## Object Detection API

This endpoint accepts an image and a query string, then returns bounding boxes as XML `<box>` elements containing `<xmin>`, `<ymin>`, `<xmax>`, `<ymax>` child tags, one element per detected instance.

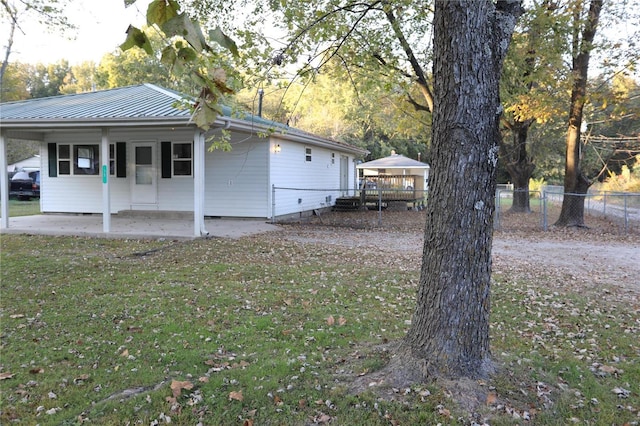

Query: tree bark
<box><xmin>555</xmin><ymin>0</ymin><xmax>603</xmax><ymax>227</ymax></box>
<box><xmin>394</xmin><ymin>0</ymin><xmax>522</xmax><ymax>380</ymax></box>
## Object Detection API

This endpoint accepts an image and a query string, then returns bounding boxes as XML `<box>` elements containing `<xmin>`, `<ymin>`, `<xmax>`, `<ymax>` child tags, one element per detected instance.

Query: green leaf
<box><xmin>207</xmin><ymin>129</ymin><xmax>233</xmax><ymax>152</ymax></box>
<box><xmin>177</xmin><ymin>46</ymin><xmax>197</xmax><ymax>62</ymax></box>
<box><xmin>120</xmin><ymin>26</ymin><xmax>153</xmax><ymax>55</ymax></box>
<box><xmin>146</xmin><ymin>0</ymin><xmax>180</xmax><ymax>27</ymax></box>
<box><xmin>209</xmin><ymin>26</ymin><xmax>239</xmax><ymax>58</ymax></box>
<box><xmin>194</xmin><ymin>101</ymin><xmax>222</xmax><ymax>131</ymax></box>
<box><xmin>162</xmin><ymin>13</ymin><xmax>208</xmax><ymax>53</ymax></box>
<box><xmin>160</xmin><ymin>45</ymin><xmax>177</xmax><ymax>66</ymax></box>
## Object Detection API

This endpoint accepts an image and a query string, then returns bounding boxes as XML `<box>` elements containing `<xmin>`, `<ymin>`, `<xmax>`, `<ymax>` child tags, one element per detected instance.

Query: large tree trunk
<box><xmin>504</xmin><ymin>120</ymin><xmax>536</xmax><ymax>213</ymax></box>
<box><xmin>555</xmin><ymin>0</ymin><xmax>603</xmax><ymax>227</ymax></box>
<box><xmin>555</xmin><ymin>125</ymin><xmax>592</xmax><ymax>226</ymax></box>
<box><xmin>393</xmin><ymin>0</ymin><xmax>521</xmax><ymax>380</ymax></box>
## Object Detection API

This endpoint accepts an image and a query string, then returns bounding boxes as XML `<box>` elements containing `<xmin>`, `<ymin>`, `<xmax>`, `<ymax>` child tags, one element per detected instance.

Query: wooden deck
<box><xmin>335</xmin><ymin>174</ymin><xmax>427</xmax><ymax>211</ymax></box>
<box><xmin>334</xmin><ymin>190</ymin><xmax>426</xmax><ymax>211</ymax></box>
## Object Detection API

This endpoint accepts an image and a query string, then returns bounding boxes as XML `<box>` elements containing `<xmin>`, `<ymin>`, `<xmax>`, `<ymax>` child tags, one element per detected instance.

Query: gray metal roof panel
<box><xmin>1</xmin><ymin>84</ymin><xmax>368</xmax><ymax>156</ymax></box>
<box><xmin>0</xmin><ymin>84</ymin><xmax>192</xmax><ymax>121</ymax></box>
<box><xmin>357</xmin><ymin>154</ymin><xmax>429</xmax><ymax>169</ymax></box>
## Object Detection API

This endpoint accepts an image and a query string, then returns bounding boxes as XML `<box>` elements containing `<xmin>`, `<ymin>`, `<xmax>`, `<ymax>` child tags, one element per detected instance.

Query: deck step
<box><xmin>333</xmin><ymin>197</ymin><xmax>361</xmax><ymax>211</ymax></box>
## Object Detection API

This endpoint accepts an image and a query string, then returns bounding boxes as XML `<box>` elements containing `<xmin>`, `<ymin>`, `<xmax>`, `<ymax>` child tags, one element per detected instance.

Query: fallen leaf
<box><xmin>229</xmin><ymin>390</ymin><xmax>244</xmax><ymax>401</ymax></box>
<box><xmin>486</xmin><ymin>392</ymin><xmax>498</xmax><ymax>405</ymax></box>
<box><xmin>9</xmin><ymin>314</ymin><xmax>25</xmax><ymax>319</ymax></box>
<box><xmin>338</xmin><ymin>316</ymin><xmax>347</xmax><ymax>326</ymax></box>
<box><xmin>326</xmin><ymin>315</ymin><xmax>335</xmax><ymax>326</ymax></box>
<box><xmin>243</xmin><ymin>419</ymin><xmax>254</xmax><ymax>426</ymax></box>
<box><xmin>599</xmin><ymin>365</ymin><xmax>622</xmax><ymax>375</ymax></box>
<box><xmin>29</xmin><ymin>368</ymin><xmax>44</xmax><ymax>374</ymax></box>
<box><xmin>170</xmin><ymin>380</ymin><xmax>194</xmax><ymax>398</ymax></box>
<box><xmin>74</xmin><ymin>374</ymin><xmax>90</xmax><ymax>384</ymax></box>
<box><xmin>120</xmin><ymin>349</ymin><xmax>129</xmax><ymax>357</ymax></box>
<box><xmin>612</xmin><ymin>387</ymin><xmax>630</xmax><ymax>398</ymax></box>
<box><xmin>313</xmin><ymin>413</ymin><xmax>331</xmax><ymax>424</ymax></box>
<box><xmin>0</xmin><ymin>372</ymin><xmax>15</xmax><ymax>380</ymax></box>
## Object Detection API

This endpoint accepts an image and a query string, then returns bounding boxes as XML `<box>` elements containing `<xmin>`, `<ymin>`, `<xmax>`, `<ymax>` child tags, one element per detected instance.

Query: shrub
<box><xmin>529</xmin><ymin>177</ymin><xmax>546</xmax><ymax>198</ymax></box>
<box><xmin>601</xmin><ymin>155</ymin><xmax>640</xmax><ymax>193</ymax></box>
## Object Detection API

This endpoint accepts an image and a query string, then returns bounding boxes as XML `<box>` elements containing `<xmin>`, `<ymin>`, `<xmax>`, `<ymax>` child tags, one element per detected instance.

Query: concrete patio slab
<box><xmin>0</xmin><ymin>214</ymin><xmax>280</xmax><ymax>240</ymax></box>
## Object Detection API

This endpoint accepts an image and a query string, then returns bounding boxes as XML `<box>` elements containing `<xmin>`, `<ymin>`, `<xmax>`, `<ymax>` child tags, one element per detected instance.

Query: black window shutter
<box><xmin>116</xmin><ymin>142</ymin><xmax>127</xmax><ymax>178</ymax></box>
<box><xmin>48</xmin><ymin>143</ymin><xmax>57</xmax><ymax>177</ymax></box>
<box><xmin>161</xmin><ymin>141</ymin><xmax>172</xmax><ymax>178</ymax></box>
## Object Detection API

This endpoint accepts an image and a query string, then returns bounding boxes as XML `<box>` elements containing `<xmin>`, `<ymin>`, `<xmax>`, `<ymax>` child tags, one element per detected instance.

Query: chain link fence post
<box><xmin>542</xmin><ymin>191</ymin><xmax>548</xmax><ymax>231</ymax></box>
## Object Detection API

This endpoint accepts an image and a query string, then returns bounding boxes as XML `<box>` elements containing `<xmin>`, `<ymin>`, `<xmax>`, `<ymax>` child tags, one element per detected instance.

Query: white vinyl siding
<box><xmin>204</xmin><ymin>134</ymin><xmax>269</xmax><ymax>218</ymax></box>
<box><xmin>270</xmin><ymin>138</ymin><xmax>351</xmax><ymax>217</ymax></box>
<box><xmin>38</xmin><ymin>128</ymin><xmax>360</xmax><ymax>219</ymax></box>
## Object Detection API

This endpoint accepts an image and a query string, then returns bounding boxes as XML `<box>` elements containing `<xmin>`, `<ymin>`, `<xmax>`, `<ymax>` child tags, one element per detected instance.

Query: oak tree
<box><xmin>392</xmin><ymin>0</ymin><xmax>522</xmax><ymax>380</ymax></box>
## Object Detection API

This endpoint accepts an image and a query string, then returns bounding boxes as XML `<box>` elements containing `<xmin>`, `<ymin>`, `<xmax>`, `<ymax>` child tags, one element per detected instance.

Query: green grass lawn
<box><xmin>1</xmin><ymin>198</ymin><xmax>41</xmax><ymax>217</ymax></box>
<box><xmin>1</xmin><ymin>233</ymin><xmax>638</xmax><ymax>425</ymax></box>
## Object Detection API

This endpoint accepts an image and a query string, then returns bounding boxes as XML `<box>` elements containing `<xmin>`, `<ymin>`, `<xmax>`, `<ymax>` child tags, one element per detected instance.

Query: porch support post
<box><xmin>0</xmin><ymin>130</ymin><xmax>8</xmax><ymax>229</ymax></box>
<box><xmin>193</xmin><ymin>130</ymin><xmax>207</xmax><ymax>237</ymax></box>
<box><xmin>100</xmin><ymin>128</ymin><xmax>111</xmax><ymax>233</ymax></box>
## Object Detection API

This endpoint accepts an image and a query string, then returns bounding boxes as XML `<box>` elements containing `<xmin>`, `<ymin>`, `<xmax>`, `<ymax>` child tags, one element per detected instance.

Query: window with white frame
<box><xmin>109</xmin><ymin>144</ymin><xmax>115</xmax><ymax>175</ymax></box>
<box><xmin>57</xmin><ymin>144</ymin><xmax>100</xmax><ymax>175</ymax></box>
<box><xmin>305</xmin><ymin>147</ymin><xmax>312</xmax><ymax>162</ymax></box>
<box><xmin>172</xmin><ymin>142</ymin><xmax>192</xmax><ymax>176</ymax></box>
<box><xmin>58</xmin><ymin>144</ymin><xmax>71</xmax><ymax>175</ymax></box>
<box><xmin>74</xmin><ymin>145</ymin><xmax>99</xmax><ymax>175</ymax></box>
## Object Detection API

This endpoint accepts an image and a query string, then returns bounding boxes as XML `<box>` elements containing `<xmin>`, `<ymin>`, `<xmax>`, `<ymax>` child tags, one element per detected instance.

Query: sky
<box><xmin>6</xmin><ymin>0</ymin><xmax>153</xmax><ymax>65</ymax></box>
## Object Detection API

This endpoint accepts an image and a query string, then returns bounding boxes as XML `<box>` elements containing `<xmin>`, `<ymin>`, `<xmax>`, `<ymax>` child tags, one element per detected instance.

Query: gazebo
<box><xmin>335</xmin><ymin>151</ymin><xmax>430</xmax><ymax>210</ymax></box>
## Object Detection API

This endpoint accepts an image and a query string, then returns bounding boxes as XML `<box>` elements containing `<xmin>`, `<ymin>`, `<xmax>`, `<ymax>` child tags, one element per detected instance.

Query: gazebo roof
<box><xmin>357</xmin><ymin>153</ymin><xmax>429</xmax><ymax>169</ymax></box>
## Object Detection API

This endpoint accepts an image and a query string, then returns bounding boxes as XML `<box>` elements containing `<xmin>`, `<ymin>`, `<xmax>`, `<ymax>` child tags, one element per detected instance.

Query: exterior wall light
<box><xmin>274</xmin><ymin>144</ymin><xmax>281</xmax><ymax>153</ymax></box>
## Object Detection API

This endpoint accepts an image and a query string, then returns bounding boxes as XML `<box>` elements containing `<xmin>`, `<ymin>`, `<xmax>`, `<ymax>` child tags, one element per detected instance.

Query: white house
<box><xmin>0</xmin><ymin>84</ymin><xmax>367</xmax><ymax>236</ymax></box>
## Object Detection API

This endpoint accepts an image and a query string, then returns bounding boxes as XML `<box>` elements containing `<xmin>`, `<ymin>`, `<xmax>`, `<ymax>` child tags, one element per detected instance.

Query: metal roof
<box><xmin>357</xmin><ymin>153</ymin><xmax>429</xmax><ymax>169</ymax></box>
<box><xmin>0</xmin><ymin>84</ymin><xmax>368</xmax><ymax>156</ymax></box>
<box><xmin>0</xmin><ymin>84</ymin><xmax>191</xmax><ymax>121</ymax></box>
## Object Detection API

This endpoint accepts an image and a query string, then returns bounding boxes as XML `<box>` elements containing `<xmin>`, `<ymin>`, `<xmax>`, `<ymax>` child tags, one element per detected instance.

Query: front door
<box><xmin>131</xmin><ymin>142</ymin><xmax>157</xmax><ymax>206</ymax></box>
<box><xmin>340</xmin><ymin>155</ymin><xmax>349</xmax><ymax>196</ymax></box>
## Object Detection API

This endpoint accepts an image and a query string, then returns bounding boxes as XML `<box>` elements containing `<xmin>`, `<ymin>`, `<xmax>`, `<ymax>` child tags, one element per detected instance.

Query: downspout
<box><xmin>353</xmin><ymin>158</ymin><xmax>358</xmax><ymax>197</ymax></box>
<box><xmin>0</xmin><ymin>131</ymin><xmax>8</xmax><ymax>229</ymax></box>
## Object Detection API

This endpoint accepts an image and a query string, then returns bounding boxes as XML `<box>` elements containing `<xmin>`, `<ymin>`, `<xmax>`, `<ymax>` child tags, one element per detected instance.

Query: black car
<box><xmin>9</xmin><ymin>170</ymin><xmax>40</xmax><ymax>200</ymax></box>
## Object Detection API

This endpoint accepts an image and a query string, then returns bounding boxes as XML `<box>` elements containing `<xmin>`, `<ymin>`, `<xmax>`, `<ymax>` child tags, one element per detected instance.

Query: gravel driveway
<box><xmin>275</xmin><ymin>211</ymin><xmax>640</xmax><ymax>295</ymax></box>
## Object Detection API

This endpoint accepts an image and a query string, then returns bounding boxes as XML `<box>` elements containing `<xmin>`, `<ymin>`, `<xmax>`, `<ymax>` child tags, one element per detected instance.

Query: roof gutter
<box><xmin>0</xmin><ymin>117</ymin><xmax>194</xmax><ymax>129</ymax></box>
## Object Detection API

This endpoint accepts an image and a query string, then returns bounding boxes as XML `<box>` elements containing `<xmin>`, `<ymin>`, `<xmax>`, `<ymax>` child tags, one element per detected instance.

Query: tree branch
<box><xmin>382</xmin><ymin>0</ymin><xmax>434</xmax><ymax>112</ymax></box>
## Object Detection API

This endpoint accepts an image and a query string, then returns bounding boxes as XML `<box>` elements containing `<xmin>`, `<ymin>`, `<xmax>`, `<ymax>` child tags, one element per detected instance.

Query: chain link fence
<box><xmin>273</xmin><ymin>185</ymin><xmax>639</xmax><ymax>235</ymax></box>
<box><xmin>495</xmin><ymin>187</ymin><xmax>640</xmax><ymax>234</ymax></box>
